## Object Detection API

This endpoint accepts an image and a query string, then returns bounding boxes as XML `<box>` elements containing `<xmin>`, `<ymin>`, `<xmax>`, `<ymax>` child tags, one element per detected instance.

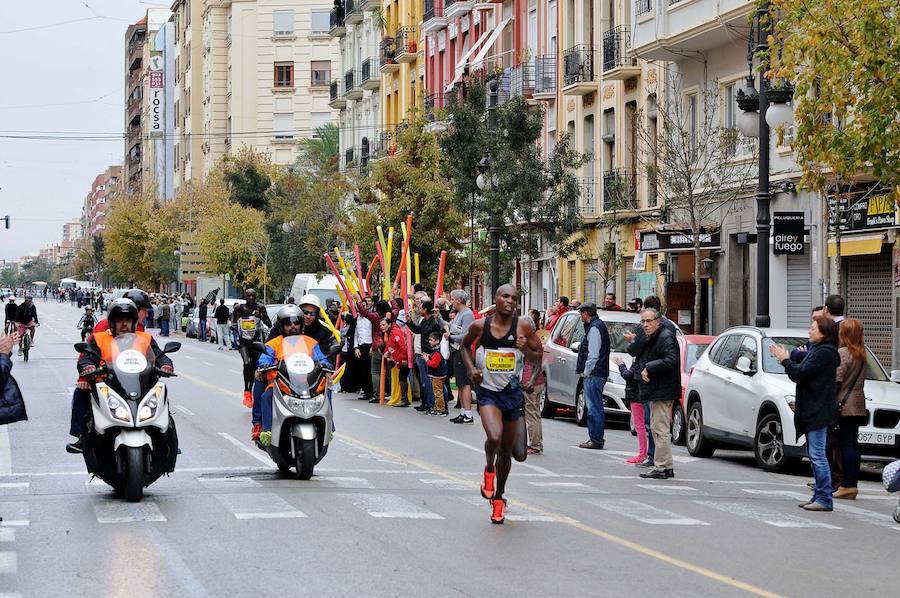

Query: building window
<box><xmin>273</xmin><ymin>10</ymin><xmax>294</xmax><ymax>36</ymax></box>
<box><xmin>311</xmin><ymin>112</ymin><xmax>332</xmax><ymax>134</ymax></box>
<box><xmin>273</xmin><ymin>113</ymin><xmax>293</xmax><ymax>139</ymax></box>
<box><xmin>310</xmin><ymin>9</ymin><xmax>329</xmax><ymax>34</ymax></box>
<box><xmin>311</xmin><ymin>60</ymin><xmax>331</xmax><ymax>87</ymax></box>
<box><xmin>687</xmin><ymin>92</ymin><xmax>698</xmax><ymax>162</ymax></box>
<box><xmin>274</xmin><ymin>62</ymin><xmax>294</xmax><ymax>87</ymax></box>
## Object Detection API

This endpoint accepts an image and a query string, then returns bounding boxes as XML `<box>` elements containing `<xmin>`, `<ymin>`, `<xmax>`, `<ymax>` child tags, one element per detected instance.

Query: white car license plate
<box><xmin>858</xmin><ymin>431</ymin><xmax>895</xmax><ymax>445</ymax></box>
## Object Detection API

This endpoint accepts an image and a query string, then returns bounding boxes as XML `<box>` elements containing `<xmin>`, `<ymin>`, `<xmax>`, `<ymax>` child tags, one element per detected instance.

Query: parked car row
<box><xmin>540</xmin><ymin>314</ymin><xmax>900</xmax><ymax>473</ymax></box>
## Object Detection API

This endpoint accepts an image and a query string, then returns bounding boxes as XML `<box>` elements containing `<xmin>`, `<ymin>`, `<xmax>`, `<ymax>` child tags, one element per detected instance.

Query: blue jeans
<box><xmin>584</xmin><ymin>376</ymin><xmax>607</xmax><ymax>446</ymax></box>
<box><xmin>644</xmin><ymin>400</ymin><xmax>655</xmax><ymax>458</ymax></box>
<box><xmin>250</xmin><ymin>379</ymin><xmax>266</xmax><ymax>426</ymax></box>
<box><xmin>160</xmin><ymin>318</ymin><xmax>170</xmax><ymax>336</ymax></box>
<box><xmin>807</xmin><ymin>427</ymin><xmax>833</xmax><ymax>508</ymax></box>
<box><xmin>415</xmin><ymin>355</ymin><xmax>434</xmax><ymax>409</ymax></box>
<box><xmin>198</xmin><ymin>318</ymin><xmax>207</xmax><ymax>341</ymax></box>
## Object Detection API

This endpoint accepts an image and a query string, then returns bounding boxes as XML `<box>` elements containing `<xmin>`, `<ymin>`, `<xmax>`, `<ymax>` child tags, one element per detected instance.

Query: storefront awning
<box><xmin>445</xmin><ymin>15</ymin><xmax>511</xmax><ymax>92</ymax></box>
<box><xmin>827</xmin><ymin>233</ymin><xmax>885</xmax><ymax>257</ymax></box>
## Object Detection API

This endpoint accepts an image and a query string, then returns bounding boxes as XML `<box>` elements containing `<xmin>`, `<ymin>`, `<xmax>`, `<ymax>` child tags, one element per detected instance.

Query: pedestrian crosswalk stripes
<box><xmin>216</xmin><ymin>492</ymin><xmax>307</xmax><ymax>520</ymax></box>
<box><xmin>0</xmin><ymin>502</ymin><xmax>28</xmax><ymax>527</ymax></box>
<box><xmin>584</xmin><ymin>498</ymin><xmax>711</xmax><ymax>526</ymax></box>
<box><xmin>0</xmin><ymin>483</ymin><xmax>28</xmax><ymax>496</ymax></box>
<box><xmin>527</xmin><ymin>481</ymin><xmax>606</xmax><ymax>493</ymax></box>
<box><xmin>636</xmin><ymin>484</ymin><xmax>703</xmax><ymax>496</ymax></box>
<box><xmin>0</xmin><ymin>552</ymin><xmax>17</xmax><ymax>575</ymax></box>
<box><xmin>0</xmin><ymin>529</ymin><xmax>13</xmax><ymax>542</ymax></box>
<box><xmin>339</xmin><ymin>492</ymin><xmax>444</xmax><ymax>519</ymax></box>
<box><xmin>93</xmin><ymin>500</ymin><xmax>167</xmax><ymax>524</ymax></box>
<box><xmin>742</xmin><ymin>489</ymin><xmax>900</xmax><ymax>529</ymax></box>
<box><xmin>694</xmin><ymin>500</ymin><xmax>842</xmax><ymax>529</ymax></box>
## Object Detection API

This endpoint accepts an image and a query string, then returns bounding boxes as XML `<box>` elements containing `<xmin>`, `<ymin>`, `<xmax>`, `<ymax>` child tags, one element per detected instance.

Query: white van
<box><xmin>289</xmin><ymin>273</ymin><xmax>342</xmax><ymax>308</ymax></box>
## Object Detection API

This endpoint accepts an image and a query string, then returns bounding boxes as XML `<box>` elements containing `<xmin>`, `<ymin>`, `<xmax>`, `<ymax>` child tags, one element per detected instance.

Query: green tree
<box><xmin>197</xmin><ymin>200</ymin><xmax>271</xmax><ymax>296</ymax></box>
<box><xmin>20</xmin><ymin>257</ymin><xmax>52</xmax><ymax>286</ymax></box>
<box><xmin>221</xmin><ymin>148</ymin><xmax>275</xmax><ymax>212</ymax></box>
<box><xmin>295</xmin><ymin>122</ymin><xmax>340</xmax><ymax>177</ymax></box>
<box><xmin>768</xmin><ymin>0</ymin><xmax>900</xmax><ymax>191</ymax></box>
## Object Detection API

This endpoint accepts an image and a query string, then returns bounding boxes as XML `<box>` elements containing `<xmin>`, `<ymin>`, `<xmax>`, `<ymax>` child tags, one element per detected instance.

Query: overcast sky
<box><xmin>0</xmin><ymin>0</ymin><xmax>161</xmax><ymax>262</ymax></box>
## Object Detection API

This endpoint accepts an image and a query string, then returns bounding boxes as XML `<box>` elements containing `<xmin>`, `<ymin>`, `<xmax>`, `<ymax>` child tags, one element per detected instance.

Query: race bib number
<box><xmin>286</xmin><ymin>353</ymin><xmax>315</xmax><ymax>375</ymax></box>
<box><xmin>484</xmin><ymin>349</ymin><xmax>516</xmax><ymax>373</ymax></box>
<box><xmin>239</xmin><ymin>318</ymin><xmax>258</xmax><ymax>332</ymax></box>
<box><xmin>115</xmin><ymin>349</ymin><xmax>148</xmax><ymax>374</ymax></box>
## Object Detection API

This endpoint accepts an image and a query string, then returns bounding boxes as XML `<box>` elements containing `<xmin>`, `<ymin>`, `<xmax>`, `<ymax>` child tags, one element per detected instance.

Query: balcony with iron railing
<box><xmin>635</xmin><ymin>0</ymin><xmax>653</xmax><ymax>16</ymax></box>
<box><xmin>329</xmin><ymin>80</ymin><xmax>347</xmax><ymax>108</ymax></box>
<box><xmin>361</xmin><ymin>58</ymin><xmax>381</xmax><ymax>90</ymax></box>
<box><xmin>345</xmin><ymin>0</ymin><xmax>362</xmax><ymax>24</ymax></box>
<box><xmin>444</xmin><ymin>0</ymin><xmax>473</xmax><ymax>19</ymax></box>
<box><xmin>380</xmin><ymin>37</ymin><xmax>399</xmax><ymax>73</ymax></box>
<box><xmin>577</xmin><ymin>178</ymin><xmax>600</xmax><ymax>218</ymax></box>
<box><xmin>533</xmin><ymin>55</ymin><xmax>557</xmax><ymax>98</ymax></box>
<box><xmin>329</xmin><ymin>6</ymin><xmax>346</xmax><ymax>37</ymax></box>
<box><xmin>603</xmin><ymin>169</ymin><xmax>638</xmax><ymax>211</ymax></box>
<box><xmin>510</xmin><ymin>62</ymin><xmax>535</xmax><ymax>98</ymax></box>
<box><xmin>562</xmin><ymin>45</ymin><xmax>596</xmax><ymax>95</ymax></box>
<box><xmin>424</xmin><ymin>93</ymin><xmax>446</xmax><ymax>122</ymax></box>
<box><xmin>127</xmin><ymin>97</ymin><xmax>142</xmax><ymax>124</ymax></box>
<box><xmin>344</xmin><ymin>69</ymin><xmax>362</xmax><ymax>100</ymax></box>
<box><xmin>423</xmin><ymin>0</ymin><xmax>448</xmax><ymax>33</ymax></box>
<box><xmin>395</xmin><ymin>27</ymin><xmax>418</xmax><ymax>63</ymax></box>
<box><xmin>127</xmin><ymin>40</ymin><xmax>144</xmax><ymax>72</ymax></box>
<box><xmin>361</xmin><ymin>0</ymin><xmax>379</xmax><ymax>10</ymax></box>
<box><xmin>603</xmin><ymin>26</ymin><xmax>640</xmax><ymax>80</ymax></box>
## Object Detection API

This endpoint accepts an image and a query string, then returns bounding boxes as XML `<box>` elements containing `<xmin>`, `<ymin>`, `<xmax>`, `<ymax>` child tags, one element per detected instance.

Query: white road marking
<box><xmin>0</xmin><ymin>529</ymin><xmax>13</xmax><ymax>542</ymax></box>
<box><xmin>217</xmin><ymin>492</ymin><xmax>307</xmax><ymax>519</ymax></box>
<box><xmin>527</xmin><ymin>481</ymin><xmax>605</xmax><ymax>493</ymax></box>
<box><xmin>0</xmin><ymin>502</ymin><xmax>28</xmax><ymax>527</ymax></box>
<box><xmin>458</xmin><ymin>495</ymin><xmax>577</xmax><ymax>522</ymax></box>
<box><xmin>602</xmin><ymin>449</ymin><xmax>700</xmax><ymax>464</ymax></box>
<box><xmin>694</xmin><ymin>500</ymin><xmax>841</xmax><ymax>529</ymax></box>
<box><xmin>742</xmin><ymin>489</ymin><xmax>900</xmax><ymax>530</ymax></box>
<box><xmin>0</xmin><ymin>483</ymin><xmax>28</xmax><ymax>495</ymax></box>
<box><xmin>307</xmin><ymin>476</ymin><xmax>374</xmax><ymax>489</ymax></box>
<box><xmin>218</xmin><ymin>432</ymin><xmax>272</xmax><ymax>466</ymax></box>
<box><xmin>0</xmin><ymin>552</ymin><xmax>17</xmax><ymax>575</ymax></box>
<box><xmin>0</xmin><ymin>426</ymin><xmax>11</xmax><ymax>476</ymax></box>
<box><xmin>182</xmin><ymin>355</ymin><xmax>195</xmax><ymax>360</ymax></box>
<box><xmin>228</xmin><ymin>369</ymin><xmax>241</xmax><ymax>375</ymax></box>
<box><xmin>341</xmin><ymin>493</ymin><xmax>444</xmax><ymax>519</ymax></box>
<box><xmin>637</xmin><ymin>484</ymin><xmax>703</xmax><ymax>496</ymax></box>
<box><xmin>351</xmin><ymin>408</ymin><xmax>383</xmax><ymax>419</ymax></box>
<box><xmin>419</xmin><ymin>478</ymin><xmax>470</xmax><ymax>490</ymax></box>
<box><xmin>202</xmin><ymin>361</ymin><xmax>214</xmax><ymax>366</ymax></box>
<box><xmin>0</xmin><ymin>592</ymin><xmax>24</xmax><ymax>598</ymax></box>
<box><xmin>585</xmin><ymin>498</ymin><xmax>710</xmax><ymax>526</ymax></box>
<box><xmin>93</xmin><ymin>501</ymin><xmax>167</xmax><ymax>524</ymax></box>
<box><xmin>197</xmin><ymin>476</ymin><xmax>261</xmax><ymax>488</ymax></box>
<box><xmin>173</xmin><ymin>405</ymin><xmax>195</xmax><ymax>416</ymax></box>
<box><xmin>434</xmin><ymin>435</ymin><xmax>559</xmax><ymax>477</ymax></box>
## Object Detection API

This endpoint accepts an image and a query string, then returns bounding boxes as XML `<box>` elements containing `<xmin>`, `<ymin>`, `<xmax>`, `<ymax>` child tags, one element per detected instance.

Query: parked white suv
<box><xmin>685</xmin><ymin>326</ymin><xmax>900</xmax><ymax>472</ymax></box>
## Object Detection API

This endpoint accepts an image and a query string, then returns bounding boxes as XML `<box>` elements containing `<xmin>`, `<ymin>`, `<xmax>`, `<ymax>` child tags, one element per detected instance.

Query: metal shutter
<box><xmin>786</xmin><ymin>253</ymin><xmax>812</xmax><ymax>327</ymax></box>
<box><xmin>846</xmin><ymin>249</ymin><xmax>893</xmax><ymax>366</ymax></box>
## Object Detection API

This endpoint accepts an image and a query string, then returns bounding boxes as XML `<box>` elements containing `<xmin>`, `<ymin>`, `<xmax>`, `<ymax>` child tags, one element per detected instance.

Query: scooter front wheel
<box><xmin>295</xmin><ymin>438</ymin><xmax>315</xmax><ymax>480</ymax></box>
<box><xmin>124</xmin><ymin>446</ymin><xmax>145</xmax><ymax>502</ymax></box>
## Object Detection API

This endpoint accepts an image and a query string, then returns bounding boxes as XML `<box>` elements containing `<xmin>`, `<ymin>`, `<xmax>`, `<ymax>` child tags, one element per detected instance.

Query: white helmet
<box><xmin>298</xmin><ymin>294</ymin><xmax>322</xmax><ymax>312</ymax></box>
<box><xmin>276</xmin><ymin>303</ymin><xmax>303</xmax><ymax>325</ymax></box>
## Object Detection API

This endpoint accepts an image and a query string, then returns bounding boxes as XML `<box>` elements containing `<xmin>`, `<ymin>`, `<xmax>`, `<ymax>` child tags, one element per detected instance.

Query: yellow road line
<box><xmin>176</xmin><ymin>371</ymin><xmax>783</xmax><ymax>598</ymax></box>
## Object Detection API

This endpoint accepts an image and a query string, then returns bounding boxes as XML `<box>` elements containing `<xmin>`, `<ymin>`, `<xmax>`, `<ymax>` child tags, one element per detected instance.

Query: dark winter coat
<box><xmin>0</xmin><ymin>354</ymin><xmax>27</xmax><ymax>425</ymax></box>
<box><xmin>636</xmin><ymin>326</ymin><xmax>681</xmax><ymax>402</ymax></box>
<box><xmin>781</xmin><ymin>341</ymin><xmax>840</xmax><ymax>438</ymax></box>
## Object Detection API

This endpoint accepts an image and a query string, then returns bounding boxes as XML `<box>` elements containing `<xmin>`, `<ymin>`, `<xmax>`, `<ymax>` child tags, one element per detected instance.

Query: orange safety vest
<box><xmin>93</xmin><ymin>330</ymin><xmax>153</xmax><ymax>366</ymax></box>
<box><xmin>264</xmin><ymin>334</ymin><xmax>321</xmax><ymax>392</ymax></box>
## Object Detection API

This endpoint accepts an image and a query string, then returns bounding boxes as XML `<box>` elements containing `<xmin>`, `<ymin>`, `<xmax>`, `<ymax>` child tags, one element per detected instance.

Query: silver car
<box><xmin>542</xmin><ymin>310</ymin><xmax>665</xmax><ymax>426</ymax></box>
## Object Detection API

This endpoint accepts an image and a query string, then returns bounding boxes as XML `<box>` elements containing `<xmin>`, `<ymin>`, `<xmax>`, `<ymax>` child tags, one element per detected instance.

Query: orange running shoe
<box><xmin>242</xmin><ymin>390</ymin><xmax>253</xmax><ymax>408</ymax></box>
<box><xmin>490</xmin><ymin>498</ymin><xmax>507</xmax><ymax>524</ymax></box>
<box><xmin>251</xmin><ymin>423</ymin><xmax>262</xmax><ymax>441</ymax></box>
<box><xmin>480</xmin><ymin>468</ymin><xmax>496</xmax><ymax>500</ymax></box>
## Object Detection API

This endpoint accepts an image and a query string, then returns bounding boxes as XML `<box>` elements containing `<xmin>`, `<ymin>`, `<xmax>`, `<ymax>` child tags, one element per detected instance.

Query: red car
<box><xmin>671</xmin><ymin>335</ymin><xmax>716</xmax><ymax>445</ymax></box>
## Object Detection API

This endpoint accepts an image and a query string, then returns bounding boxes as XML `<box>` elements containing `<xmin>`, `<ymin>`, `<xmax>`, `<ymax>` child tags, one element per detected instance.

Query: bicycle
<box><xmin>17</xmin><ymin>322</ymin><xmax>37</xmax><ymax>362</ymax></box>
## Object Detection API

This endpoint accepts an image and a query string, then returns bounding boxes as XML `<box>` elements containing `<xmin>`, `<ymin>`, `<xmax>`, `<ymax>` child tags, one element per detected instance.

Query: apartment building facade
<box><xmin>82</xmin><ymin>166</ymin><xmax>123</xmax><ymax>240</ymax></box>
<box><xmin>199</xmin><ymin>0</ymin><xmax>340</xmax><ymax>170</ymax></box>
<box><xmin>381</xmin><ymin>0</ymin><xmax>424</xmax><ymax>132</ymax></box>
<box><xmin>328</xmin><ymin>0</ymin><xmax>384</xmax><ymax>171</ymax></box>
<box><xmin>124</xmin><ymin>17</ymin><xmax>148</xmax><ymax>195</ymax></box>
<box><xmin>171</xmin><ymin>0</ymin><xmax>206</xmax><ymax>193</ymax></box>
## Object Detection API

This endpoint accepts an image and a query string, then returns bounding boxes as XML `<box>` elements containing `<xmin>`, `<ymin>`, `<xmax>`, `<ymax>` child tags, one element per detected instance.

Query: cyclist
<box><xmin>15</xmin><ymin>296</ymin><xmax>39</xmax><ymax>355</ymax></box>
<box><xmin>4</xmin><ymin>297</ymin><xmax>16</xmax><ymax>335</ymax></box>
<box><xmin>77</xmin><ymin>306</ymin><xmax>97</xmax><ymax>341</ymax></box>
<box><xmin>231</xmin><ymin>289</ymin><xmax>272</xmax><ymax>408</ymax></box>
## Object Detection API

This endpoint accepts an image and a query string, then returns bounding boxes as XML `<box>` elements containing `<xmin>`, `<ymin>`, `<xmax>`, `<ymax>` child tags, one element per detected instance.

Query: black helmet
<box><xmin>123</xmin><ymin>289</ymin><xmax>152</xmax><ymax>310</ymax></box>
<box><xmin>108</xmin><ymin>298</ymin><xmax>139</xmax><ymax>332</ymax></box>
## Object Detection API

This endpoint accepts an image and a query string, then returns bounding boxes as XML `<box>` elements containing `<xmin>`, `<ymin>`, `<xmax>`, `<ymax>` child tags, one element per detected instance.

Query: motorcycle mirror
<box><xmin>163</xmin><ymin>341</ymin><xmax>181</xmax><ymax>354</ymax></box>
<box><xmin>252</xmin><ymin>342</ymin><xmax>268</xmax><ymax>354</ymax></box>
<box><xmin>328</xmin><ymin>344</ymin><xmax>341</xmax><ymax>357</ymax></box>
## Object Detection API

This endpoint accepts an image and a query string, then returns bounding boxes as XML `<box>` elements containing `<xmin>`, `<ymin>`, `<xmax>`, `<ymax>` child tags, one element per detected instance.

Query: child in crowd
<box><xmin>613</xmin><ymin>354</ymin><xmax>649</xmax><ymax>464</ymax></box>
<box><xmin>425</xmin><ymin>330</ymin><xmax>449</xmax><ymax>416</ymax></box>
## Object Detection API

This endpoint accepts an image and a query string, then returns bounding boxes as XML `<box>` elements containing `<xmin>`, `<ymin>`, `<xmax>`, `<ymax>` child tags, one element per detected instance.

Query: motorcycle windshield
<box><xmin>107</xmin><ymin>333</ymin><xmax>155</xmax><ymax>399</ymax></box>
<box><xmin>280</xmin><ymin>335</ymin><xmax>323</xmax><ymax>396</ymax></box>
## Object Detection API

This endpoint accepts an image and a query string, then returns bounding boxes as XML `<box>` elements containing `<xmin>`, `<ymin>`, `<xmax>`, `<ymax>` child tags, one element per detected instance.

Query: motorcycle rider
<box><xmin>66</xmin><ymin>289</ymin><xmax>153</xmax><ymax>454</ymax></box>
<box><xmin>231</xmin><ymin>288</ymin><xmax>272</xmax><ymax>408</ymax></box>
<box><xmin>254</xmin><ymin>304</ymin><xmax>331</xmax><ymax>446</ymax></box>
<box><xmin>15</xmin><ymin>296</ymin><xmax>39</xmax><ymax>354</ymax></box>
<box><xmin>75</xmin><ymin>298</ymin><xmax>177</xmax><ymax>466</ymax></box>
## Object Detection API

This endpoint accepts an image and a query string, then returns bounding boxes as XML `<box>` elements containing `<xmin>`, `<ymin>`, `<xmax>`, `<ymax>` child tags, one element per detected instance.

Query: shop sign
<box><xmin>829</xmin><ymin>193</ymin><xmax>899</xmax><ymax>233</ymax></box>
<box><xmin>638</xmin><ymin>228</ymin><xmax>721</xmax><ymax>252</ymax></box>
<box><xmin>773</xmin><ymin>212</ymin><xmax>805</xmax><ymax>255</ymax></box>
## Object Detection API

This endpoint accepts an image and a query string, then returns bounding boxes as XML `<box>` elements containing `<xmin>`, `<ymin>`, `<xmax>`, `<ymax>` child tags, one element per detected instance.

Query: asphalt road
<box><xmin>2</xmin><ymin>301</ymin><xmax>898</xmax><ymax>598</ymax></box>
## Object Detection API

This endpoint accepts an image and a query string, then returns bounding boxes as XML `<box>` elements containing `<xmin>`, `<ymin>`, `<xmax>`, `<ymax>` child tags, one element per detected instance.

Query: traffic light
<box><xmin>2</xmin><ymin>216</ymin><xmax>8</xmax><ymax>229</ymax></box>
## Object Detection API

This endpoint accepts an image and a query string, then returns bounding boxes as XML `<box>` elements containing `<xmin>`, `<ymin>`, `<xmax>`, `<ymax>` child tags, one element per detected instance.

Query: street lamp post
<box><xmin>736</xmin><ymin>1</ymin><xmax>793</xmax><ymax>328</ymax></box>
<box><xmin>482</xmin><ymin>78</ymin><xmax>501</xmax><ymax>297</ymax></box>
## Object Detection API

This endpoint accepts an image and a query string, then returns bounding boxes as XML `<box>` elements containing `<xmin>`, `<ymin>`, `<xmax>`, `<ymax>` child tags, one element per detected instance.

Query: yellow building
<box><xmin>556</xmin><ymin>0</ymin><xmax>664</xmax><ymax>308</ymax></box>
<box><xmin>379</xmin><ymin>0</ymin><xmax>424</xmax><ymax>129</ymax></box>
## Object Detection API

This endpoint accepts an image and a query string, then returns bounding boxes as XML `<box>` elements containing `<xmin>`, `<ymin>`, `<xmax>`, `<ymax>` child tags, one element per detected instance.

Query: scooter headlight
<box><xmin>286</xmin><ymin>396</ymin><xmax>325</xmax><ymax>416</ymax></box>
<box><xmin>138</xmin><ymin>387</ymin><xmax>163</xmax><ymax>422</ymax></box>
<box><xmin>106</xmin><ymin>396</ymin><xmax>131</xmax><ymax>423</ymax></box>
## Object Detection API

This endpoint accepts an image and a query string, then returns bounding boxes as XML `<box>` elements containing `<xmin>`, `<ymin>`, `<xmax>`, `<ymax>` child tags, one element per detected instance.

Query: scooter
<box><xmin>74</xmin><ymin>334</ymin><xmax>181</xmax><ymax>502</ymax></box>
<box><xmin>253</xmin><ymin>337</ymin><xmax>343</xmax><ymax>480</ymax></box>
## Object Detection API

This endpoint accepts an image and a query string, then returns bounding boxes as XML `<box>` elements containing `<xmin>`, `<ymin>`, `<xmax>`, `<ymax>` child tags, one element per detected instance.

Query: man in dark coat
<box><xmin>0</xmin><ymin>332</ymin><xmax>26</xmax><ymax>426</ymax></box>
<box><xmin>634</xmin><ymin>308</ymin><xmax>681</xmax><ymax>480</ymax></box>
